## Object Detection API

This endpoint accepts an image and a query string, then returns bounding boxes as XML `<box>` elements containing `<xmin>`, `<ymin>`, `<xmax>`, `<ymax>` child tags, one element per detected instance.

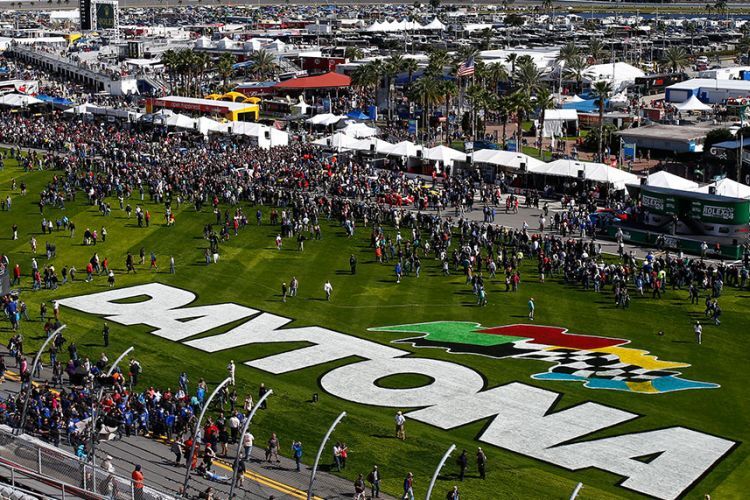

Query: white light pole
<box><xmin>17</xmin><ymin>325</ymin><xmax>67</xmax><ymax>435</ymax></box>
<box><xmin>425</xmin><ymin>443</ymin><xmax>455</xmax><ymax>500</ymax></box>
<box><xmin>570</xmin><ymin>482</ymin><xmax>584</xmax><ymax>500</ymax></box>
<box><xmin>90</xmin><ymin>346</ymin><xmax>134</xmax><ymax>476</ymax></box>
<box><xmin>182</xmin><ymin>377</ymin><xmax>233</xmax><ymax>496</ymax></box>
<box><xmin>228</xmin><ymin>389</ymin><xmax>273</xmax><ymax>499</ymax></box>
<box><xmin>307</xmin><ymin>411</ymin><xmax>346</xmax><ymax>500</ymax></box>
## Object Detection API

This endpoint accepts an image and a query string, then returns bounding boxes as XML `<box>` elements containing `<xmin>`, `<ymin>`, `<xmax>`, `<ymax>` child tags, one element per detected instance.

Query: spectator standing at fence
<box><xmin>402</xmin><ymin>472</ymin><xmax>414</xmax><ymax>500</ymax></box>
<box><xmin>235</xmin><ymin>459</ymin><xmax>246</xmax><ymax>487</ymax></box>
<box><xmin>242</xmin><ymin>430</ymin><xmax>254</xmax><ymax>460</ymax></box>
<box><xmin>291</xmin><ymin>440</ymin><xmax>303</xmax><ymax>472</ymax></box>
<box><xmin>367</xmin><ymin>465</ymin><xmax>381</xmax><ymax>498</ymax></box>
<box><xmin>131</xmin><ymin>465</ymin><xmax>144</xmax><ymax>500</ymax></box>
<box><xmin>354</xmin><ymin>474</ymin><xmax>366</xmax><ymax>500</ymax></box>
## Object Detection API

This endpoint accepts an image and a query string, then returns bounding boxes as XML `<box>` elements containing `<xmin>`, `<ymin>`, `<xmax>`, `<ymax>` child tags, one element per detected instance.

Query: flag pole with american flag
<box><xmin>457</xmin><ymin>56</ymin><xmax>476</xmax><ymax>139</ymax></box>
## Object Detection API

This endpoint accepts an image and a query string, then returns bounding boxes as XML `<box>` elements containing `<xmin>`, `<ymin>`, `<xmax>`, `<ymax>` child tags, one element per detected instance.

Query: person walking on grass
<box><xmin>395</xmin><ymin>411</ymin><xmax>406</xmax><ymax>440</ymax></box>
<box><xmin>367</xmin><ymin>465</ymin><xmax>381</xmax><ymax>498</ymax></box>
<box><xmin>281</xmin><ymin>282</ymin><xmax>288</xmax><ymax>303</ymax></box>
<box><xmin>354</xmin><ymin>474</ymin><xmax>366</xmax><ymax>500</ymax></box>
<box><xmin>528</xmin><ymin>297</ymin><xmax>535</xmax><ymax>321</ymax></box>
<box><xmin>324</xmin><ymin>280</ymin><xmax>333</xmax><ymax>301</ymax></box>
<box><xmin>694</xmin><ymin>321</ymin><xmax>703</xmax><ymax>344</ymax></box>
<box><xmin>402</xmin><ymin>472</ymin><xmax>414</xmax><ymax>500</ymax></box>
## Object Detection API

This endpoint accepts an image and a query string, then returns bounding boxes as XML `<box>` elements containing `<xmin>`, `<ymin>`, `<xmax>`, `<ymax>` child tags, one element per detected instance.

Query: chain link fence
<box><xmin>0</xmin><ymin>425</ymin><xmax>175</xmax><ymax>500</ymax></box>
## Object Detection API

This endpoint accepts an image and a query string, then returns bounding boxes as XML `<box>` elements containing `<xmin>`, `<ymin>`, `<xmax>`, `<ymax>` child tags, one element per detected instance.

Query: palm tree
<box><xmin>662</xmin><ymin>46</ymin><xmax>689</xmax><ymax>73</ymax></box>
<box><xmin>251</xmin><ymin>49</ymin><xmax>278</xmax><ymax>80</ymax></box>
<box><xmin>344</xmin><ymin>47</ymin><xmax>364</xmax><ymax>61</ymax></box>
<box><xmin>514</xmin><ymin>59</ymin><xmax>544</xmax><ymax>95</ymax></box>
<box><xmin>484</xmin><ymin>62</ymin><xmax>509</xmax><ymax>93</ymax></box>
<box><xmin>542</xmin><ymin>0</ymin><xmax>553</xmax><ymax>15</ymax></box>
<box><xmin>409</xmin><ymin>77</ymin><xmax>442</xmax><ymax>141</ymax></box>
<box><xmin>505</xmin><ymin>53</ymin><xmax>518</xmax><ymax>89</ymax></box>
<box><xmin>556</xmin><ymin>41</ymin><xmax>579</xmax><ymax>65</ymax></box>
<box><xmin>563</xmin><ymin>54</ymin><xmax>589</xmax><ymax>94</ymax></box>
<box><xmin>440</xmin><ymin>80</ymin><xmax>458</xmax><ymax>143</ymax></box>
<box><xmin>427</xmin><ymin>48</ymin><xmax>451</xmax><ymax>77</ymax></box>
<box><xmin>511</xmin><ymin>90</ymin><xmax>534</xmax><ymax>151</ymax></box>
<box><xmin>402</xmin><ymin>58</ymin><xmax>419</xmax><ymax>88</ymax></box>
<box><xmin>737</xmin><ymin>37</ymin><xmax>750</xmax><ymax>64</ymax></box>
<box><xmin>384</xmin><ymin>57</ymin><xmax>403</xmax><ymax>120</ymax></box>
<box><xmin>161</xmin><ymin>49</ymin><xmax>180</xmax><ymax>93</ymax></box>
<box><xmin>535</xmin><ymin>87</ymin><xmax>555</xmax><ymax>158</ymax></box>
<box><xmin>588</xmin><ymin>39</ymin><xmax>606</xmax><ymax>64</ymax></box>
<box><xmin>216</xmin><ymin>53</ymin><xmax>235</xmax><ymax>92</ymax></box>
<box><xmin>714</xmin><ymin>0</ymin><xmax>728</xmax><ymax>18</ymax></box>
<box><xmin>479</xmin><ymin>28</ymin><xmax>494</xmax><ymax>50</ymax></box>
<box><xmin>591</xmin><ymin>80</ymin><xmax>613</xmax><ymax>159</ymax></box>
<box><xmin>498</xmin><ymin>95</ymin><xmax>512</xmax><ymax>143</ymax></box>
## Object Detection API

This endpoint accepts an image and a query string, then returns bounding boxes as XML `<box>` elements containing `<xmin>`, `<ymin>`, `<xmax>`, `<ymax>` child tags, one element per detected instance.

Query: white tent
<box><xmin>673</xmin><ymin>95</ymin><xmax>712</xmax><ymax>112</ymax></box>
<box><xmin>583</xmin><ymin>62</ymin><xmax>645</xmax><ymax>92</ymax></box>
<box><xmin>423</xmin><ymin>145</ymin><xmax>466</xmax><ymax>166</ymax></box>
<box><xmin>531</xmin><ymin>159</ymin><xmax>638</xmax><ymax>189</ymax></box>
<box><xmin>694</xmin><ymin>178</ymin><xmax>750</xmax><ymax>199</ymax></box>
<box><xmin>64</xmin><ymin>103</ymin><xmax>98</xmax><ymax>115</ymax></box>
<box><xmin>306</xmin><ymin>113</ymin><xmax>346</xmax><ymax>126</ymax></box>
<box><xmin>472</xmin><ymin>149</ymin><xmax>545</xmax><ymax>171</ymax></box>
<box><xmin>540</xmin><ymin>109</ymin><xmax>578</xmax><ymax>138</ymax></box>
<box><xmin>386</xmin><ymin>140</ymin><xmax>422</xmax><ymax>158</ymax></box>
<box><xmin>0</xmin><ymin>94</ymin><xmax>43</xmax><ymax>107</ymax></box>
<box><xmin>340</xmin><ymin>122</ymin><xmax>378</xmax><ymax>138</ymax></box>
<box><xmin>196</xmin><ymin>116</ymin><xmax>225</xmax><ymax>135</ymax></box>
<box><xmin>348</xmin><ymin>137</ymin><xmax>394</xmax><ymax>153</ymax></box>
<box><xmin>166</xmin><ymin>113</ymin><xmax>197</xmax><ymax>130</ymax></box>
<box><xmin>312</xmin><ymin>132</ymin><xmax>359</xmax><ymax>150</ymax></box>
<box><xmin>423</xmin><ymin>18</ymin><xmax>447</xmax><ymax>30</ymax></box>
<box><xmin>641</xmin><ymin>171</ymin><xmax>699</xmax><ymax>191</ymax></box>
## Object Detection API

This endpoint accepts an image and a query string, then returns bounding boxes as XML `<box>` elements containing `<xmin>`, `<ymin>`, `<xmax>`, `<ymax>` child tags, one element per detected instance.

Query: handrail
<box><xmin>0</xmin><ymin>457</ymin><xmax>107</xmax><ymax>500</ymax></box>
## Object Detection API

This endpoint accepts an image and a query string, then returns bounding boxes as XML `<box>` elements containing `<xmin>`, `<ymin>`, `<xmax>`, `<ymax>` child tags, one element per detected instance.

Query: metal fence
<box><xmin>0</xmin><ymin>425</ymin><xmax>175</xmax><ymax>500</ymax></box>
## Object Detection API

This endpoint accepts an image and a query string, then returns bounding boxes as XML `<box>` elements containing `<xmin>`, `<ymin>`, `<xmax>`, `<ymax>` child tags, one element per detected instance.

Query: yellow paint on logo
<box><xmin>591</xmin><ymin>346</ymin><xmax>688</xmax><ymax>370</ymax></box>
<box><xmin>626</xmin><ymin>380</ymin><xmax>659</xmax><ymax>394</ymax></box>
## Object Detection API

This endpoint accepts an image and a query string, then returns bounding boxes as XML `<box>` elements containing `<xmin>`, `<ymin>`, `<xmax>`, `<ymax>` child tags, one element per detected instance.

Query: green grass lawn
<box><xmin>0</xmin><ymin>151</ymin><xmax>747</xmax><ymax>499</ymax></box>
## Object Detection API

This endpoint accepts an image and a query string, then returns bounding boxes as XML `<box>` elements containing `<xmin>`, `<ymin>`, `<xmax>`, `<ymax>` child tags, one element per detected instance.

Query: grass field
<box><xmin>0</xmin><ymin>151</ymin><xmax>747</xmax><ymax>499</ymax></box>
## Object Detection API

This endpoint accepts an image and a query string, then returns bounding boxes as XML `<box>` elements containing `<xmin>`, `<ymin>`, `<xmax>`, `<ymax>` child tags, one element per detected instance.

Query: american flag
<box><xmin>457</xmin><ymin>56</ymin><xmax>475</xmax><ymax>77</ymax></box>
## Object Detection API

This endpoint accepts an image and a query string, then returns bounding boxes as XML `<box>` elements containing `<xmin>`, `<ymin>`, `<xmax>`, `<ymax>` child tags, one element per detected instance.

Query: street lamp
<box><xmin>16</xmin><ymin>324</ymin><xmax>67</xmax><ymax>435</ymax></box>
<box><xmin>182</xmin><ymin>377</ymin><xmax>233</xmax><ymax>496</ymax></box>
<box><xmin>228</xmin><ymin>389</ymin><xmax>273</xmax><ymax>499</ymax></box>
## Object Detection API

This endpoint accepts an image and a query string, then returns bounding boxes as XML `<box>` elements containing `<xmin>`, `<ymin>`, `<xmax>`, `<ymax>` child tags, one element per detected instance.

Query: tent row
<box><xmin>140</xmin><ymin>109</ymin><xmax>288</xmax><ymax>148</ymax></box>
<box><xmin>636</xmin><ymin>171</ymin><xmax>750</xmax><ymax>199</ymax></box>
<box><xmin>312</xmin><ymin>134</ymin><xmax>465</xmax><ymax>164</ymax></box>
<box><xmin>366</xmin><ymin>18</ymin><xmax>446</xmax><ymax>32</ymax></box>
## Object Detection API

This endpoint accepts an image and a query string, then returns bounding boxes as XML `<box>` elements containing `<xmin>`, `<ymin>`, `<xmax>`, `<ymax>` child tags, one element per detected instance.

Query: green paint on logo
<box><xmin>369</xmin><ymin>321</ymin><xmax>528</xmax><ymax>347</ymax></box>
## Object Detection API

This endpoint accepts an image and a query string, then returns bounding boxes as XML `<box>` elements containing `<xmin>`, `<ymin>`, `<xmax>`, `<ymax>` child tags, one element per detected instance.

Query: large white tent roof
<box><xmin>642</xmin><ymin>170</ymin><xmax>700</xmax><ymax>190</ymax></box>
<box><xmin>694</xmin><ymin>178</ymin><xmax>750</xmax><ymax>199</ymax></box>
<box><xmin>673</xmin><ymin>95</ymin><xmax>712</xmax><ymax>112</ymax></box>
<box><xmin>472</xmin><ymin>149</ymin><xmax>545</xmax><ymax>171</ymax></box>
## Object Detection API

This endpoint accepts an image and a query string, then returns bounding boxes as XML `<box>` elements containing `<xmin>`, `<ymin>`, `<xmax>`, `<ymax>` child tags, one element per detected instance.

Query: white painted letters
<box><xmin>58</xmin><ymin>284</ymin><xmax>736</xmax><ymax>499</ymax></box>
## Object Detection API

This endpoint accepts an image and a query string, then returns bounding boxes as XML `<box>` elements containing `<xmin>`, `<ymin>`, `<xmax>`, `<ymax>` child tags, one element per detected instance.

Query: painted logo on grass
<box><xmin>369</xmin><ymin>322</ymin><xmax>718</xmax><ymax>394</ymax></box>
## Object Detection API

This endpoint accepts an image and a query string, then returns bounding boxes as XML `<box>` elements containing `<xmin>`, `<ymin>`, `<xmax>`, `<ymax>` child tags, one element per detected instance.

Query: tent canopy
<box><xmin>472</xmin><ymin>149</ymin><xmax>545</xmax><ymax>171</ymax></box>
<box><xmin>423</xmin><ymin>145</ymin><xmax>465</xmax><ymax>165</ymax></box>
<box><xmin>340</xmin><ymin>122</ymin><xmax>378</xmax><ymax>138</ymax></box>
<box><xmin>694</xmin><ymin>178</ymin><xmax>750</xmax><ymax>199</ymax></box>
<box><xmin>641</xmin><ymin>170</ymin><xmax>700</xmax><ymax>190</ymax></box>
<box><xmin>274</xmin><ymin>72</ymin><xmax>351</xmax><ymax>90</ymax></box>
<box><xmin>673</xmin><ymin>95</ymin><xmax>712</xmax><ymax>112</ymax></box>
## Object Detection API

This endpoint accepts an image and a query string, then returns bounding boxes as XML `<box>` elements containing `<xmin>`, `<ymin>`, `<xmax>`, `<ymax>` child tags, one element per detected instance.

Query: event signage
<box><xmin>690</xmin><ymin>199</ymin><xmax>750</xmax><ymax>225</ymax></box>
<box><xmin>641</xmin><ymin>194</ymin><xmax>664</xmax><ymax>211</ymax></box>
<box><xmin>57</xmin><ymin>284</ymin><xmax>737</xmax><ymax>500</ymax></box>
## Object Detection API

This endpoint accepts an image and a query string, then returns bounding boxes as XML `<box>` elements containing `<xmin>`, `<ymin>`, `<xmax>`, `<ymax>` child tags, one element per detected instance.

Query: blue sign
<box><xmin>505</xmin><ymin>139</ymin><xmax>517</xmax><ymax>152</ymax></box>
<box><xmin>623</xmin><ymin>143</ymin><xmax>637</xmax><ymax>160</ymax></box>
<box><xmin>408</xmin><ymin>120</ymin><xmax>417</xmax><ymax>134</ymax></box>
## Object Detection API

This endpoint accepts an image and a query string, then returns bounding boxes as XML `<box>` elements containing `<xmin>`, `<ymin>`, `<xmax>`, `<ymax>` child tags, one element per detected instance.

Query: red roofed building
<box><xmin>274</xmin><ymin>72</ymin><xmax>351</xmax><ymax>91</ymax></box>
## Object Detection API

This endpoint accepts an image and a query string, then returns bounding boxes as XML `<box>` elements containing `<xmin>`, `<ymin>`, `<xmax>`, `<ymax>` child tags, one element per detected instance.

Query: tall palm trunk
<box><xmin>599</xmin><ymin>103</ymin><xmax>604</xmax><ymax>161</ymax></box>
